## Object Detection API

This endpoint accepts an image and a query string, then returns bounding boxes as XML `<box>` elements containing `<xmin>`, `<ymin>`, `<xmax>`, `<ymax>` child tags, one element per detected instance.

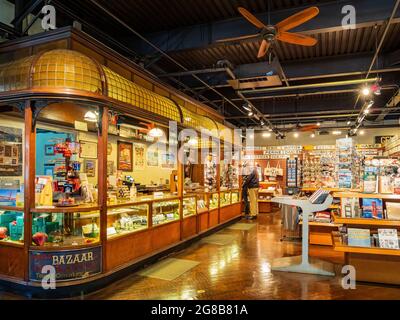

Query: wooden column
<box><xmin>177</xmin><ymin>140</ymin><xmax>184</xmax><ymax>241</ymax></box>
<box><xmin>216</xmin><ymin>139</ymin><xmax>221</xmax><ymax>224</ymax></box>
<box><xmin>98</xmin><ymin>106</ymin><xmax>108</xmax><ymax>273</ymax></box>
<box><xmin>23</xmin><ymin>102</ymin><xmax>35</xmax><ymax>281</ymax></box>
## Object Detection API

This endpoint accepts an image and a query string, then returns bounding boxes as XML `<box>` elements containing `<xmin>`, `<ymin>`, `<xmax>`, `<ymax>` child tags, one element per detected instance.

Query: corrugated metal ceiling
<box><xmin>159</xmin><ymin>22</ymin><xmax>400</xmax><ymax>70</ymax></box>
<box><xmin>55</xmin><ymin>0</ymin><xmax>334</xmax><ymax>33</ymax></box>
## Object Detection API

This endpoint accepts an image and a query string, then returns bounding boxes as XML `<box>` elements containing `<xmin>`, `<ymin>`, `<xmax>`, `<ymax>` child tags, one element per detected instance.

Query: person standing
<box><xmin>243</xmin><ymin>166</ymin><xmax>260</xmax><ymax>220</ymax></box>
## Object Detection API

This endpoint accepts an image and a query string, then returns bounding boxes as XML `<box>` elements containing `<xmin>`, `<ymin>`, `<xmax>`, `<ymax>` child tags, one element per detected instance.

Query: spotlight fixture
<box><xmin>310</xmin><ymin>133</ymin><xmax>316</xmax><ymax>138</ymax></box>
<box><xmin>242</xmin><ymin>103</ymin><xmax>252</xmax><ymax>112</ymax></box>
<box><xmin>316</xmin><ymin>122</ymin><xmax>321</xmax><ymax>126</ymax></box>
<box><xmin>148</xmin><ymin>127</ymin><xmax>164</xmax><ymax>138</ymax></box>
<box><xmin>347</xmin><ymin>121</ymin><xmax>351</xmax><ymax>125</ymax></box>
<box><xmin>260</xmin><ymin>120</ymin><xmax>265</xmax><ymax>126</ymax></box>
<box><xmin>371</xmin><ymin>83</ymin><xmax>381</xmax><ymax>96</ymax></box>
<box><xmin>364</xmin><ymin>109</ymin><xmax>370</xmax><ymax>114</ymax></box>
<box><xmin>84</xmin><ymin>110</ymin><xmax>98</xmax><ymax>123</ymax></box>
<box><xmin>362</xmin><ymin>86</ymin><xmax>371</xmax><ymax>96</ymax></box>
<box><xmin>293</xmin><ymin>132</ymin><xmax>299</xmax><ymax>138</ymax></box>
<box><xmin>248</xmin><ymin>110</ymin><xmax>254</xmax><ymax>117</ymax></box>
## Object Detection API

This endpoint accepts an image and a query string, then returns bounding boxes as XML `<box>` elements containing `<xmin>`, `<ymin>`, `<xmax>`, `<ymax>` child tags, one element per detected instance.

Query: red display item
<box><xmin>32</xmin><ymin>232</ymin><xmax>48</xmax><ymax>246</ymax></box>
<box><xmin>0</xmin><ymin>227</ymin><xmax>7</xmax><ymax>239</ymax></box>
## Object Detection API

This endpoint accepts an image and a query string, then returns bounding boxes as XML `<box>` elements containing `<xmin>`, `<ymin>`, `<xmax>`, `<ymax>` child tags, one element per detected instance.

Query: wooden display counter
<box><xmin>332</xmin><ymin>233</ymin><xmax>400</xmax><ymax>285</ymax></box>
<box><xmin>0</xmin><ymin>28</ymin><xmax>244</xmax><ymax>297</ymax></box>
<box><xmin>300</xmin><ymin>220</ymin><xmax>342</xmax><ymax>246</ymax></box>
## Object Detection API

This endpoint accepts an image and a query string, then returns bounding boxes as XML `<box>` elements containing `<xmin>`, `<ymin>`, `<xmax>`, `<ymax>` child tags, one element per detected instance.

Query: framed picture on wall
<box><xmin>134</xmin><ymin>145</ymin><xmax>145</xmax><ymax>170</ymax></box>
<box><xmin>117</xmin><ymin>141</ymin><xmax>133</xmax><ymax>171</ymax></box>
<box><xmin>84</xmin><ymin>159</ymin><xmax>96</xmax><ymax>177</ymax></box>
<box><xmin>107</xmin><ymin>161</ymin><xmax>114</xmax><ymax>175</ymax></box>
<box><xmin>80</xmin><ymin>140</ymin><xmax>98</xmax><ymax>159</ymax></box>
<box><xmin>45</xmin><ymin>144</ymin><xmax>55</xmax><ymax>156</ymax></box>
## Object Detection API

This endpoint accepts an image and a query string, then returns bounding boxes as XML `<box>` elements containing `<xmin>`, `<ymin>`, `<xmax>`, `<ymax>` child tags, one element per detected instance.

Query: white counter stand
<box><xmin>271</xmin><ymin>195</ymin><xmax>335</xmax><ymax>276</ymax></box>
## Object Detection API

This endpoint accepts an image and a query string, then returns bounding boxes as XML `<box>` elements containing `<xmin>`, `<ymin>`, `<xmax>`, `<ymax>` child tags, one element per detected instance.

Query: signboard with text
<box><xmin>29</xmin><ymin>246</ymin><xmax>102</xmax><ymax>282</ymax></box>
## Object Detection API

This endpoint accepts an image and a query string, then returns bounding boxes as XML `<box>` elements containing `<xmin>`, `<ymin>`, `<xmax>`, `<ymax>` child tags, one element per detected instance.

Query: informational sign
<box><xmin>375</xmin><ymin>136</ymin><xmax>394</xmax><ymax>145</ymax></box>
<box><xmin>29</xmin><ymin>246</ymin><xmax>102</xmax><ymax>282</ymax></box>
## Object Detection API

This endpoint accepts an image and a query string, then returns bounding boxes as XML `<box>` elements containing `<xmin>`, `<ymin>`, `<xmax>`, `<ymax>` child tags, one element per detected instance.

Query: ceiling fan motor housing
<box><xmin>262</xmin><ymin>26</ymin><xmax>277</xmax><ymax>42</ymax></box>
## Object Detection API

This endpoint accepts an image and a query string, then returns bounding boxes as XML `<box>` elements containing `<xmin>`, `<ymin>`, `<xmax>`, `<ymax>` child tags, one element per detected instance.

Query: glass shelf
<box><xmin>107</xmin><ymin>204</ymin><xmax>149</xmax><ymax>239</ymax></box>
<box><xmin>183</xmin><ymin>197</ymin><xmax>196</xmax><ymax>218</ymax></box>
<box><xmin>31</xmin><ymin>210</ymin><xmax>100</xmax><ymax>247</ymax></box>
<box><xmin>152</xmin><ymin>199</ymin><xmax>180</xmax><ymax>226</ymax></box>
<box><xmin>209</xmin><ymin>193</ymin><xmax>219</xmax><ymax>210</ymax></box>
<box><xmin>220</xmin><ymin>191</ymin><xmax>231</xmax><ymax>207</ymax></box>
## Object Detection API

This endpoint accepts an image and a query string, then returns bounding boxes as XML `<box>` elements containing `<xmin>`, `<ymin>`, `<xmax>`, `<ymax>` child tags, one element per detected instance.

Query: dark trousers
<box><xmin>243</xmin><ymin>187</ymin><xmax>250</xmax><ymax>215</ymax></box>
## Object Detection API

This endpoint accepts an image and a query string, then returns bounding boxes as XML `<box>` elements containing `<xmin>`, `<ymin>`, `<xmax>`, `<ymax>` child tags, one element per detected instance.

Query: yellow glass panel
<box><xmin>0</xmin><ymin>55</ymin><xmax>33</xmax><ymax>92</ymax></box>
<box><xmin>32</xmin><ymin>50</ymin><xmax>102</xmax><ymax>93</ymax></box>
<box><xmin>104</xmin><ymin>66</ymin><xmax>181</xmax><ymax>122</ymax></box>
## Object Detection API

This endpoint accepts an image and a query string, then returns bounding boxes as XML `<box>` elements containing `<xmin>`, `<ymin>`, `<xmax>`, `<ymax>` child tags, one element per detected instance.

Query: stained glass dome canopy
<box><xmin>0</xmin><ymin>49</ymin><xmax>181</xmax><ymax>123</ymax></box>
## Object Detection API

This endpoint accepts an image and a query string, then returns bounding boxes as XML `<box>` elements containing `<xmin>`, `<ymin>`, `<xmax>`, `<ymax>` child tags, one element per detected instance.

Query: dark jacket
<box><xmin>243</xmin><ymin>168</ymin><xmax>259</xmax><ymax>189</ymax></box>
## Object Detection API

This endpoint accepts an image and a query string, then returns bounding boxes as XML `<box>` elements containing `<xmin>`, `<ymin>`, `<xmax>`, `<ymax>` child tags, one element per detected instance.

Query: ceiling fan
<box><xmin>218</xmin><ymin>6</ymin><xmax>319</xmax><ymax>59</ymax></box>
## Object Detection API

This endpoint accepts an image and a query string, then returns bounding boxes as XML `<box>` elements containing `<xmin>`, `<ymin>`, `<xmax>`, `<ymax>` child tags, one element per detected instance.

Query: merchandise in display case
<box><xmin>220</xmin><ymin>192</ymin><xmax>231</xmax><ymax>207</ymax></box>
<box><xmin>208</xmin><ymin>193</ymin><xmax>219</xmax><ymax>210</ymax></box>
<box><xmin>107</xmin><ymin>203</ymin><xmax>149</xmax><ymax>238</ymax></box>
<box><xmin>0</xmin><ymin>210</ymin><xmax>24</xmax><ymax>244</ymax></box>
<box><xmin>183</xmin><ymin>196</ymin><xmax>196</xmax><ymax>218</ymax></box>
<box><xmin>152</xmin><ymin>199</ymin><xmax>180</xmax><ymax>225</ymax></box>
<box><xmin>232</xmin><ymin>191</ymin><xmax>240</xmax><ymax>204</ymax></box>
<box><xmin>31</xmin><ymin>210</ymin><xmax>100</xmax><ymax>247</ymax></box>
<box><xmin>196</xmin><ymin>193</ymin><xmax>208</xmax><ymax>214</ymax></box>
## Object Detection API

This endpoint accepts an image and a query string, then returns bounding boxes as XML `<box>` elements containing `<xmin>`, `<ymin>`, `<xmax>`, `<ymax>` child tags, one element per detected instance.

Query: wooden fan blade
<box><xmin>277</xmin><ymin>32</ymin><xmax>317</xmax><ymax>46</ymax></box>
<box><xmin>276</xmin><ymin>7</ymin><xmax>319</xmax><ymax>32</ymax></box>
<box><xmin>257</xmin><ymin>40</ymin><xmax>270</xmax><ymax>58</ymax></box>
<box><xmin>216</xmin><ymin>34</ymin><xmax>259</xmax><ymax>43</ymax></box>
<box><xmin>238</xmin><ymin>7</ymin><xmax>266</xmax><ymax>29</ymax></box>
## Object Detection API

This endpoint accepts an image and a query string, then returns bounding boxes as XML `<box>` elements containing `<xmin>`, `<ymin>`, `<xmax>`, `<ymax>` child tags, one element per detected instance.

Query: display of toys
<box><xmin>0</xmin><ymin>227</ymin><xmax>7</xmax><ymax>239</ymax></box>
<box><xmin>32</xmin><ymin>232</ymin><xmax>48</xmax><ymax>246</ymax></box>
<box><xmin>82</xmin><ymin>223</ymin><xmax>99</xmax><ymax>238</ymax></box>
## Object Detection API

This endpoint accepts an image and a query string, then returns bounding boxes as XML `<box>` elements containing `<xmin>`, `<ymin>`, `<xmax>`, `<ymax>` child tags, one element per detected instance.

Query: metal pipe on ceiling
<box><xmin>88</xmin><ymin>0</ymin><xmax>253</xmax><ymax>125</ymax></box>
<box><xmin>184</xmin><ymin>67</ymin><xmax>400</xmax><ymax>92</ymax></box>
<box><xmin>352</xmin><ymin>0</ymin><xmax>400</xmax><ymax>126</ymax></box>
<box><xmin>240</xmin><ymin>78</ymin><xmax>380</xmax><ymax>95</ymax></box>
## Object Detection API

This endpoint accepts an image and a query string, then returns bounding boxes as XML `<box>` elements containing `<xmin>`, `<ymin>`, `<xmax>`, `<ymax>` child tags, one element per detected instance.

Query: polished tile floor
<box><xmin>2</xmin><ymin>210</ymin><xmax>400</xmax><ymax>300</ymax></box>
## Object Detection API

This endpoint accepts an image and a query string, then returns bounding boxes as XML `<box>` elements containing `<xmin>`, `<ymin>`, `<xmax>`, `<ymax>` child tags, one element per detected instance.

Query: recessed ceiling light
<box><xmin>310</xmin><ymin>133</ymin><xmax>316</xmax><ymax>138</ymax></box>
<box><xmin>316</xmin><ymin>122</ymin><xmax>321</xmax><ymax>126</ymax></box>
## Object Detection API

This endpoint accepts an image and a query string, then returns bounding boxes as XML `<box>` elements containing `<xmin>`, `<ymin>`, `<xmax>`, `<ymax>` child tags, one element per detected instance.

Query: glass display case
<box><xmin>31</xmin><ymin>210</ymin><xmax>100</xmax><ymax>247</ymax></box>
<box><xmin>107</xmin><ymin>204</ymin><xmax>149</xmax><ymax>238</ymax></box>
<box><xmin>152</xmin><ymin>199</ymin><xmax>180</xmax><ymax>225</ymax></box>
<box><xmin>0</xmin><ymin>115</ymin><xmax>25</xmax><ymax>208</ymax></box>
<box><xmin>0</xmin><ymin>209</ymin><xmax>24</xmax><ymax>245</ymax></box>
<box><xmin>196</xmin><ymin>193</ymin><xmax>208</xmax><ymax>214</ymax></box>
<box><xmin>182</xmin><ymin>196</ymin><xmax>196</xmax><ymax>218</ymax></box>
<box><xmin>231</xmin><ymin>191</ymin><xmax>240</xmax><ymax>204</ymax></box>
<box><xmin>208</xmin><ymin>193</ymin><xmax>219</xmax><ymax>210</ymax></box>
<box><xmin>220</xmin><ymin>191</ymin><xmax>231</xmax><ymax>207</ymax></box>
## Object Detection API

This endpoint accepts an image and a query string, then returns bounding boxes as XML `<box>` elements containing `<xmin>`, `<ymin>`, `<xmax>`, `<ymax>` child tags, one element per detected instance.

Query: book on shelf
<box><xmin>386</xmin><ymin>202</ymin><xmax>400</xmax><ymax>220</ymax></box>
<box><xmin>378</xmin><ymin>229</ymin><xmax>399</xmax><ymax>249</ymax></box>
<box><xmin>362</xmin><ymin>198</ymin><xmax>383</xmax><ymax>219</ymax></box>
<box><xmin>347</xmin><ymin>228</ymin><xmax>371</xmax><ymax>247</ymax></box>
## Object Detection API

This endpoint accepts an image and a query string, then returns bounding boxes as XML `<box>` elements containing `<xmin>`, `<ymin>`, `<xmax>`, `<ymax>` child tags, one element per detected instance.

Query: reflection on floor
<box><xmin>1</xmin><ymin>210</ymin><xmax>400</xmax><ymax>300</ymax></box>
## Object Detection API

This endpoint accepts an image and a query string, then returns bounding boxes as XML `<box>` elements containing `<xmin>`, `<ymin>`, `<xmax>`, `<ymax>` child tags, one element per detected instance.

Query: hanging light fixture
<box><xmin>84</xmin><ymin>110</ymin><xmax>98</xmax><ymax>123</ymax></box>
<box><xmin>361</xmin><ymin>86</ymin><xmax>371</xmax><ymax>96</ymax></box>
<box><xmin>148</xmin><ymin>127</ymin><xmax>164</xmax><ymax>138</ymax></box>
